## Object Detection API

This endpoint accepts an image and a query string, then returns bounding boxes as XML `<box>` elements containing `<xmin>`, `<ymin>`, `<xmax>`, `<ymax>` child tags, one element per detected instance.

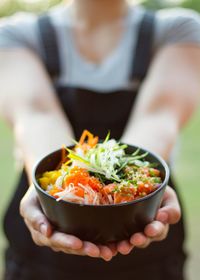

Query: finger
<box><xmin>29</xmin><ymin>227</ymin><xmax>84</xmax><ymax>253</ymax></box>
<box><xmin>27</xmin><ymin>225</ymin><xmax>102</xmax><ymax>258</ymax></box>
<box><xmin>153</xmin><ymin>224</ymin><xmax>169</xmax><ymax>242</ymax></box>
<box><xmin>49</xmin><ymin>232</ymin><xmax>83</xmax><ymax>250</ymax></box>
<box><xmin>156</xmin><ymin>186</ymin><xmax>181</xmax><ymax>224</ymax></box>
<box><xmin>29</xmin><ymin>227</ymin><xmax>44</xmax><ymax>247</ymax></box>
<box><xmin>137</xmin><ymin>238</ymin><xmax>151</xmax><ymax>248</ymax></box>
<box><xmin>130</xmin><ymin>232</ymin><xmax>148</xmax><ymax>247</ymax></box>
<box><xmin>99</xmin><ymin>245</ymin><xmax>113</xmax><ymax>261</ymax></box>
<box><xmin>51</xmin><ymin>241</ymin><xmax>100</xmax><ymax>258</ymax></box>
<box><xmin>28</xmin><ymin>229</ymin><xmax>76</xmax><ymax>254</ymax></box>
<box><xmin>130</xmin><ymin>233</ymin><xmax>151</xmax><ymax>248</ymax></box>
<box><xmin>23</xmin><ymin>202</ymin><xmax>51</xmax><ymax>237</ymax></box>
<box><xmin>26</xmin><ymin>217</ymin><xmax>100</xmax><ymax>258</ymax></box>
<box><xmin>20</xmin><ymin>185</ymin><xmax>52</xmax><ymax>237</ymax></box>
<box><xmin>144</xmin><ymin>221</ymin><xmax>166</xmax><ymax>238</ymax></box>
<box><xmin>24</xmin><ymin>218</ymin><xmax>47</xmax><ymax>248</ymax></box>
<box><xmin>81</xmin><ymin>241</ymin><xmax>100</xmax><ymax>258</ymax></box>
<box><xmin>117</xmin><ymin>240</ymin><xmax>134</xmax><ymax>255</ymax></box>
<box><xmin>42</xmin><ymin>233</ymin><xmax>101</xmax><ymax>259</ymax></box>
<box><xmin>156</xmin><ymin>211</ymin><xmax>168</xmax><ymax>224</ymax></box>
<box><xmin>51</xmin><ymin>247</ymin><xmax>60</xmax><ymax>252</ymax></box>
<box><xmin>30</xmin><ymin>227</ymin><xmax>65</xmax><ymax>252</ymax></box>
<box><xmin>62</xmin><ymin>241</ymin><xmax>100</xmax><ymax>258</ymax></box>
<box><xmin>108</xmin><ymin>243</ymin><xmax>118</xmax><ymax>257</ymax></box>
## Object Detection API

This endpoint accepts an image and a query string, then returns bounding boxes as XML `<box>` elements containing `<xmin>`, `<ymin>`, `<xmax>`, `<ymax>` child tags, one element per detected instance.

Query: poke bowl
<box><xmin>33</xmin><ymin>130</ymin><xmax>170</xmax><ymax>244</ymax></box>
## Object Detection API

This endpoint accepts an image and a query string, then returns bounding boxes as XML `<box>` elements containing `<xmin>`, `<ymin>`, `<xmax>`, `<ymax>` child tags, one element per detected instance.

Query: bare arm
<box><xmin>0</xmin><ymin>49</ymin><xmax>73</xmax><ymax>179</ymax></box>
<box><xmin>122</xmin><ymin>45</ymin><xmax>200</xmax><ymax>160</ymax></box>
<box><xmin>0</xmin><ymin>48</ymin><xmax>116</xmax><ymax>260</ymax></box>
<box><xmin>115</xmin><ymin>45</ymin><xmax>200</xmax><ymax>253</ymax></box>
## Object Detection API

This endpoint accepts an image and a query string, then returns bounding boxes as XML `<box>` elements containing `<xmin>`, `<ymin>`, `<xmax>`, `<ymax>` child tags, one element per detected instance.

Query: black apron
<box><xmin>3</xmin><ymin>11</ymin><xmax>186</xmax><ymax>280</ymax></box>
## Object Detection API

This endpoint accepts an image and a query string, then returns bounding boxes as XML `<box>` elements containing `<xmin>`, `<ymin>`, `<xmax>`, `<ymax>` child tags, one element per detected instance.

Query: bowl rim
<box><xmin>32</xmin><ymin>144</ymin><xmax>170</xmax><ymax>208</ymax></box>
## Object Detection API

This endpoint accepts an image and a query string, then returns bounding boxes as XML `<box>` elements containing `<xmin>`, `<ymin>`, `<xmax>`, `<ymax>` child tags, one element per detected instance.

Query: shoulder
<box><xmin>155</xmin><ymin>7</ymin><xmax>200</xmax><ymax>23</ymax></box>
<box><xmin>153</xmin><ymin>8</ymin><xmax>200</xmax><ymax>48</ymax></box>
<box><xmin>47</xmin><ymin>3</ymin><xmax>73</xmax><ymax>30</ymax></box>
<box><xmin>0</xmin><ymin>4</ymin><xmax>68</xmax><ymax>51</ymax></box>
<box><xmin>0</xmin><ymin>12</ymin><xmax>39</xmax><ymax>49</ymax></box>
<box><xmin>128</xmin><ymin>5</ymin><xmax>146</xmax><ymax>26</ymax></box>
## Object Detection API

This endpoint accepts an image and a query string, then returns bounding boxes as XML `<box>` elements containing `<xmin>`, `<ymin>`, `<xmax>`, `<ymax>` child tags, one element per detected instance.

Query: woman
<box><xmin>0</xmin><ymin>0</ymin><xmax>200</xmax><ymax>279</ymax></box>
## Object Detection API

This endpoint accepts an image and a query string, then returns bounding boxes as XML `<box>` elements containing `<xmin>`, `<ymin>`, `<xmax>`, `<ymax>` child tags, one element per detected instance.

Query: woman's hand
<box><xmin>20</xmin><ymin>185</ymin><xmax>180</xmax><ymax>260</ymax></box>
<box><xmin>116</xmin><ymin>186</ymin><xmax>181</xmax><ymax>255</ymax></box>
<box><xmin>20</xmin><ymin>185</ymin><xmax>117</xmax><ymax>261</ymax></box>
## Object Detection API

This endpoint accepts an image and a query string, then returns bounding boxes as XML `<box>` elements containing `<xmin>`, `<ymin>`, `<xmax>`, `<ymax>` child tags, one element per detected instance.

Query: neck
<box><xmin>71</xmin><ymin>0</ymin><xmax>128</xmax><ymax>26</ymax></box>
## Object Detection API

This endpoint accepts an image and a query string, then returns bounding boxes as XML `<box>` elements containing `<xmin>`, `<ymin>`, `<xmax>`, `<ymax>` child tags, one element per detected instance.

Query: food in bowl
<box><xmin>38</xmin><ymin>130</ymin><xmax>162</xmax><ymax>205</ymax></box>
<box><xmin>33</xmin><ymin>130</ymin><xmax>169</xmax><ymax>243</ymax></box>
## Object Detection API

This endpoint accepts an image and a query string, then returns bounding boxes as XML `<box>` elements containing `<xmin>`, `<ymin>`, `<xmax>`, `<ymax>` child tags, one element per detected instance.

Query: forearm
<box><xmin>14</xmin><ymin>108</ymin><xmax>73</xmax><ymax>181</ymax></box>
<box><xmin>0</xmin><ymin>49</ymin><xmax>73</xmax><ymax>181</ymax></box>
<box><xmin>123</xmin><ymin>45</ymin><xmax>200</xmax><ymax>160</ymax></box>
<box><xmin>122</xmin><ymin>109</ymin><xmax>179</xmax><ymax>161</ymax></box>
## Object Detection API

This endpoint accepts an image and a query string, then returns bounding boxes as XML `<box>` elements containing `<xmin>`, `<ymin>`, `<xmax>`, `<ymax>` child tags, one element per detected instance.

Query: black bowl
<box><xmin>33</xmin><ymin>144</ymin><xmax>169</xmax><ymax>244</ymax></box>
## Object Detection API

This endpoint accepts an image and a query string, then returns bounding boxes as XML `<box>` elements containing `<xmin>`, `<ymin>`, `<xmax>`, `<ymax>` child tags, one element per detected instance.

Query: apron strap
<box><xmin>38</xmin><ymin>14</ymin><xmax>61</xmax><ymax>79</ymax></box>
<box><xmin>130</xmin><ymin>11</ymin><xmax>155</xmax><ymax>82</ymax></box>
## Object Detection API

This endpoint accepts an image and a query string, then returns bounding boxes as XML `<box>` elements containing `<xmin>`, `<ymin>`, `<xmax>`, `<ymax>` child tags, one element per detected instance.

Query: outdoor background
<box><xmin>0</xmin><ymin>0</ymin><xmax>200</xmax><ymax>279</ymax></box>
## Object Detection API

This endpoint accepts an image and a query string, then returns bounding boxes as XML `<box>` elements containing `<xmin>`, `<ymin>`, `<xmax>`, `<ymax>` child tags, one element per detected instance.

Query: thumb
<box><xmin>20</xmin><ymin>184</ymin><xmax>52</xmax><ymax>237</ymax></box>
<box><xmin>156</xmin><ymin>186</ymin><xmax>181</xmax><ymax>225</ymax></box>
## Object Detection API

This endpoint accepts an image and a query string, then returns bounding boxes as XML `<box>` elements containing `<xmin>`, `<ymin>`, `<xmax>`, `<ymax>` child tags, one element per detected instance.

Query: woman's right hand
<box><xmin>20</xmin><ymin>184</ymin><xmax>117</xmax><ymax>261</ymax></box>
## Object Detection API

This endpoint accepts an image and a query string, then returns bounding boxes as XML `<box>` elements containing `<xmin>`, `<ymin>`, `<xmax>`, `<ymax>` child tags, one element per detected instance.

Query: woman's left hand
<box><xmin>116</xmin><ymin>186</ymin><xmax>181</xmax><ymax>255</ymax></box>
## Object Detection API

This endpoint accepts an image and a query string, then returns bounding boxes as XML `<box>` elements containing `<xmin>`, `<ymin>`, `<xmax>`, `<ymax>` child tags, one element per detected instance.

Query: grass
<box><xmin>0</xmin><ymin>122</ymin><xmax>17</xmax><ymax>278</ymax></box>
<box><xmin>0</xmin><ymin>108</ymin><xmax>200</xmax><ymax>279</ymax></box>
<box><xmin>174</xmin><ymin>108</ymin><xmax>200</xmax><ymax>279</ymax></box>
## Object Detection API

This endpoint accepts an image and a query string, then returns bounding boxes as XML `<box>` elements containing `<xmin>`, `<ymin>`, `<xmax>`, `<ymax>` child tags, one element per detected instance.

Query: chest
<box><xmin>38</xmin><ymin>11</ymin><xmax>155</xmax><ymax>138</ymax></box>
<box><xmin>71</xmin><ymin>22</ymin><xmax>125</xmax><ymax>64</ymax></box>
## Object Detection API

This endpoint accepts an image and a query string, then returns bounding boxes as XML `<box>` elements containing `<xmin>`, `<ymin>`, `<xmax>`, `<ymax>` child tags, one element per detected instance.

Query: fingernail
<box><xmin>40</xmin><ymin>224</ymin><xmax>47</xmax><ymax>236</ymax></box>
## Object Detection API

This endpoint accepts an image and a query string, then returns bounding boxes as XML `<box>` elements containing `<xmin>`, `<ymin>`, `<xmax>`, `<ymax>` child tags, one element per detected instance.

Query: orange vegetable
<box><xmin>137</xmin><ymin>181</ymin><xmax>153</xmax><ymax>195</ymax></box>
<box><xmin>77</xmin><ymin>130</ymin><xmax>99</xmax><ymax>151</ymax></box>
<box><xmin>103</xmin><ymin>184</ymin><xmax>116</xmax><ymax>195</ymax></box>
<box><xmin>56</xmin><ymin>145</ymin><xmax>69</xmax><ymax>170</ymax></box>
<box><xmin>63</xmin><ymin>166</ymin><xmax>102</xmax><ymax>191</ymax></box>
<box><xmin>114</xmin><ymin>192</ymin><xmax>135</xmax><ymax>204</ymax></box>
<box><xmin>73</xmin><ymin>186</ymin><xmax>85</xmax><ymax>198</ymax></box>
<box><xmin>49</xmin><ymin>187</ymin><xmax>63</xmax><ymax>198</ymax></box>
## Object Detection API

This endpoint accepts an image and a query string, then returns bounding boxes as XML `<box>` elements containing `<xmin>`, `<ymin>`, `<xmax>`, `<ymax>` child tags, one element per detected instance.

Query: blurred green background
<box><xmin>0</xmin><ymin>0</ymin><xmax>200</xmax><ymax>279</ymax></box>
